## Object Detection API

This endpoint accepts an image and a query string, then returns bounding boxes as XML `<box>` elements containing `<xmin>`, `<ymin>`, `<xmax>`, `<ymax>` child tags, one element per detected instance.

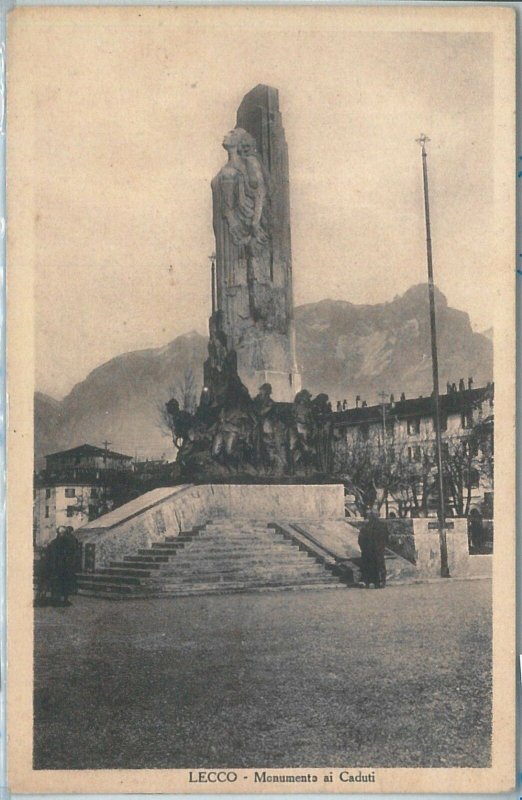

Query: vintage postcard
<box><xmin>7</xmin><ymin>4</ymin><xmax>516</xmax><ymax>794</ymax></box>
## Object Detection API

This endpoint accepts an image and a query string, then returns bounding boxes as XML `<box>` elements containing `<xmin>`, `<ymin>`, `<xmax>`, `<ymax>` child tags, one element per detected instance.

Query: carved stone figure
<box><xmin>165</xmin><ymin>398</ymin><xmax>194</xmax><ymax>449</ymax></box>
<box><xmin>253</xmin><ymin>383</ymin><xmax>287</xmax><ymax>474</ymax></box>
<box><xmin>211</xmin><ymin>86</ymin><xmax>301</xmax><ymax>402</ymax></box>
<box><xmin>311</xmin><ymin>393</ymin><xmax>334</xmax><ymax>473</ymax></box>
<box><xmin>288</xmin><ymin>390</ymin><xmax>316</xmax><ymax>474</ymax></box>
<box><xmin>211</xmin><ymin>128</ymin><xmax>272</xmax><ymax>329</ymax></box>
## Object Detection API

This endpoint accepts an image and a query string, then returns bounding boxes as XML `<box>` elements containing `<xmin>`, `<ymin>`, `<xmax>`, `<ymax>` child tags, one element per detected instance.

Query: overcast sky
<box><xmin>18</xmin><ymin>12</ymin><xmax>494</xmax><ymax>398</ymax></box>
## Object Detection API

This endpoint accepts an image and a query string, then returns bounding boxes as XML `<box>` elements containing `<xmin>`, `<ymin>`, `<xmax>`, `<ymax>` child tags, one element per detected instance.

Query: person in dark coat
<box><xmin>49</xmin><ymin>526</ymin><xmax>80</xmax><ymax>606</ymax></box>
<box><xmin>34</xmin><ymin>546</ymin><xmax>53</xmax><ymax>606</ymax></box>
<box><xmin>358</xmin><ymin>511</ymin><xmax>389</xmax><ymax>588</ymax></box>
<box><xmin>468</xmin><ymin>509</ymin><xmax>485</xmax><ymax>553</ymax></box>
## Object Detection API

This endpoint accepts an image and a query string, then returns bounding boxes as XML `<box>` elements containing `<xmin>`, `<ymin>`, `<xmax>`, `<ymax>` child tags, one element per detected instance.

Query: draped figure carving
<box><xmin>211</xmin><ymin>128</ymin><xmax>273</xmax><ymax>328</ymax></box>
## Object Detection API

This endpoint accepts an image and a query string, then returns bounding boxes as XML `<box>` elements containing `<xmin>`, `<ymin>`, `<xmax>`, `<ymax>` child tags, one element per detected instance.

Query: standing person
<box><xmin>358</xmin><ymin>511</ymin><xmax>389</xmax><ymax>588</ymax></box>
<box><xmin>34</xmin><ymin>545</ymin><xmax>52</xmax><ymax>606</ymax></box>
<box><xmin>64</xmin><ymin>526</ymin><xmax>81</xmax><ymax>595</ymax></box>
<box><xmin>46</xmin><ymin>528</ymin><xmax>61</xmax><ymax>606</ymax></box>
<box><xmin>358</xmin><ymin>521</ymin><xmax>374</xmax><ymax>588</ymax></box>
<box><xmin>49</xmin><ymin>526</ymin><xmax>79</xmax><ymax>607</ymax></box>
<box><xmin>371</xmin><ymin>513</ymin><xmax>389</xmax><ymax>588</ymax></box>
<box><xmin>468</xmin><ymin>508</ymin><xmax>485</xmax><ymax>553</ymax></box>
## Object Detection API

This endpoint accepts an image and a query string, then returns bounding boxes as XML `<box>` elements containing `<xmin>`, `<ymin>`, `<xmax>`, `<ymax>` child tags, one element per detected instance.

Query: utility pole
<box><xmin>378</xmin><ymin>390</ymin><xmax>390</xmax><ymax>518</ymax></box>
<box><xmin>102</xmin><ymin>439</ymin><xmax>112</xmax><ymax>467</ymax></box>
<box><xmin>416</xmin><ymin>134</ymin><xmax>450</xmax><ymax>578</ymax></box>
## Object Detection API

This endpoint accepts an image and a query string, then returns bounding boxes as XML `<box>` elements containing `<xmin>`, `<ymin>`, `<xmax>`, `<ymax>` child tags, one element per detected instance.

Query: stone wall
<box><xmin>384</xmin><ymin>519</ymin><xmax>416</xmax><ymax>564</ymax></box>
<box><xmin>408</xmin><ymin>518</ymin><xmax>491</xmax><ymax>578</ymax></box>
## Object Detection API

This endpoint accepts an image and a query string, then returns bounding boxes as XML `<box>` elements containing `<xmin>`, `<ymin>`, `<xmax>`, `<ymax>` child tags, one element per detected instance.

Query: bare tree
<box><xmin>390</xmin><ymin>434</ymin><xmax>437</xmax><ymax>518</ymax></box>
<box><xmin>443</xmin><ymin>417</ymin><xmax>494</xmax><ymax>518</ymax></box>
<box><xmin>334</xmin><ymin>429</ymin><xmax>395</xmax><ymax>516</ymax></box>
<box><xmin>173</xmin><ymin>367</ymin><xmax>198</xmax><ymax>415</ymax></box>
<box><xmin>156</xmin><ymin>367</ymin><xmax>199</xmax><ymax>442</ymax></box>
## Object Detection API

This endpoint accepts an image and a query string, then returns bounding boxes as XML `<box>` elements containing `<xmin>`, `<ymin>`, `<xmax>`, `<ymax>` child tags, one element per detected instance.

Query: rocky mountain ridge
<box><xmin>35</xmin><ymin>285</ymin><xmax>493</xmax><ymax>465</ymax></box>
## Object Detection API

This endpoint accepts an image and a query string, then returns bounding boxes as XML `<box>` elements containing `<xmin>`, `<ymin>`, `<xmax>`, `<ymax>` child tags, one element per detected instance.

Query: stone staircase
<box><xmin>77</xmin><ymin>519</ymin><xmax>346</xmax><ymax>598</ymax></box>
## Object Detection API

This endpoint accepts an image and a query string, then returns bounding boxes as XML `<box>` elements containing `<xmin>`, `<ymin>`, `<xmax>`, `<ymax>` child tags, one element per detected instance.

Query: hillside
<box><xmin>35</xmin><ymin>285</ymin><xmax>493</xmax><ymax>465</ymax></box>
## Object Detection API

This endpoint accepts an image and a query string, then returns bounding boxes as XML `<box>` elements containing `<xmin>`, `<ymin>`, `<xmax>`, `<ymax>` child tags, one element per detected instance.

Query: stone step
<box><xmin>77</xmin><ymin>572</ymin><xmax>142</xmax><ymax>586</ymax></box>
<box><xmin>124</xmin><ymin>554</ymin><xmax>170</xmax><ymax>563</ymax></box>
<box><xmin>136</xmin><ymin>549</ymin><xmax>179</xmax><ymax>558</ymax></box>
<box><xmin>77</xmin><ymin>580</ymin><xmax>138</xmax><ymax>595</ymax></box>
<box><xmin>202</xmin><ymin>528</ymin><xmax>275</xmax><ymax>536</ymax></box>
<box><xmin>169</xmin><ymin>534</ymin><xmax>286</xmax><ymax>545</ymax></box>
<box><xmin>170</xmin><ymin>543</ymin><xmax>305</xmax><ymax>558</ymax></box>
<box><xmin>78</xmin><ymin>573</ymin><xmax>340</xmax><ymax>597</ymax></box>
<box><xmin>143</xmin><ymin>563</ymin><xmax>329</xmax><ymax>582</ymax></box>
<box><xmin>201</xmin><ymin>520</ymin><xmax>269</xmax><ymax>527</ymax></box>
<box><xmin>155</xmin><ymin>575</ymin><xmax>338</xmax><ymax>592</ymax></box>
<box><xmin>151</xmin><ymin>541</ymin><xmax>192</xmax><ymax>550</ymax></box>
<box><xmin>143</xmin><ymin>541</ymin><xmax>290</xmax><ymax>558</ymax></box>
<box><xmin>78</xmin><ymin>582</ymin><xmax>345</xmax><ymax>599</ymax></box>
<box><xmin>168</xmin><ymin>550</ymin><xmax>315</xmax><ymax>569</ymax></box>
<box><xmin>101</xmin><ymin>566</ymin><xmax>155</xmax><ymax>577</ymax></box>
<box><xmin>115</xmin><ymin>560</ymin><xmax>164</xmax><ymax>570</ymax></box>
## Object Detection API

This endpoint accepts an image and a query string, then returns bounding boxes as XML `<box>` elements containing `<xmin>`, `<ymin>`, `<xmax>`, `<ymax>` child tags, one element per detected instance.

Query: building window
<box><xmin>407</xmin><ymin>418</ymin><xmax>420</xmax><ymax>436</ymax></box>
<box><xmin>90</xmin><ymin>487</ymin><xmax>98</xmax><ymax>497</ymax></box>
<box><xmin>45</xmin><ymin>506</ymin><xmax>49</xmax><ymax>518</ymax></box>
<box><xmin>461</xmin><ymin>409</ymin><xmax>473</xmax><ymax>429</ymax></box>
<box><xmin>65</xmin><ymin>487</ymin><xmax>76</xmax><ymax>498</ymax></box>
<box><xmin>408</xmin><ymin>446</ymin><xmax>422</xmax><ymax>463</ymax></box>
<box><xmin>66</xmin><ymin>506</ymin><xmax>76</xmax><ymax>517</ymax></box>
<box><xmin>360</xmin><ymin>424</ymin><xmax>370</xmax><ymax>441</ymax></box>
<box><xmin>45</xmin><ymin>488</ymin><xmax>51</xmax><ymax>499</ymax></box>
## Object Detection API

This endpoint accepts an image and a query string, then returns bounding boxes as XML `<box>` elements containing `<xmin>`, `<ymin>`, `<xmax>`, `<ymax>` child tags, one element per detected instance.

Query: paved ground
<box><xmin>34</xmin><ymin>579</ymin><xmax>491</xmax><ymax>769</ymax></box>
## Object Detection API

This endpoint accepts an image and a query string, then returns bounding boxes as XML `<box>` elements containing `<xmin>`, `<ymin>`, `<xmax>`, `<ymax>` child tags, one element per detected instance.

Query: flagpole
<box><xmin>416</xmin><ymin>134</ymin><xmax>450</xmax><ymax>578</ymax></box>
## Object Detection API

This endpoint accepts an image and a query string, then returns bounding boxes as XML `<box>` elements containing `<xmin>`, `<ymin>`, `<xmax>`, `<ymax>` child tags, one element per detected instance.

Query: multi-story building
<box><xmin>332</xmin><ymin>381</ymin><xmax>494</xmax><ymax>519</ymax></box>
<box><xmin>33</xmin><ymin>444</ymin><xmax>134</xmax><ymax>546</ymax></box>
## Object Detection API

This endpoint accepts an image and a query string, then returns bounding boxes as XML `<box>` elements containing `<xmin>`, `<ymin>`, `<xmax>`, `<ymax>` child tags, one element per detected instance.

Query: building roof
<box><xmin>333</xmin><ymin>385</ymin><xmax>493</xmax><ymax>428</ymax></box>
<box><xmin>45</xmin><ymin>444</ymin><xmax>133</xmax><ymax>461</ymax></box>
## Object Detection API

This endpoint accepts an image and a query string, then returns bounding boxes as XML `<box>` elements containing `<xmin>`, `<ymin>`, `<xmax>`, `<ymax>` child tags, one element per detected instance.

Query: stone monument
<box><xmin>211</xmin><ymin>85</ymin><xmax>301</xmax><ymax>402</ymax></box>
<box><xmin>167</xmin><ymin>86</ymin><xmax>334</xmax><ymax>479</ymax></box>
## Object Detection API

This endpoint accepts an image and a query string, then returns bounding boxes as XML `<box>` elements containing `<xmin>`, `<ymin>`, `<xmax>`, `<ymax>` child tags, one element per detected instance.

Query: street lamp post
<box><xmin>416</xmin><ymin>134</ymin><xmax>450</xmax><ymax>578</ymax></box>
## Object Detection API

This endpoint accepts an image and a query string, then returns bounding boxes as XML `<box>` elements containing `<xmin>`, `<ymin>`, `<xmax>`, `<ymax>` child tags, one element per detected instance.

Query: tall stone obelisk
<box><xmin>211</xmin><ymin>85</ymin><xmax>301</xmax><ymax>402</ymax></box>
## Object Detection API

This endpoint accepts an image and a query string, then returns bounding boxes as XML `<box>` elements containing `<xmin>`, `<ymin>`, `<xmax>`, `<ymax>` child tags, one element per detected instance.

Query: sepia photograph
<box><xmin>7</xmin><ymin>4</ymin><xmax>515</xmax><ymax>794</ymax></box>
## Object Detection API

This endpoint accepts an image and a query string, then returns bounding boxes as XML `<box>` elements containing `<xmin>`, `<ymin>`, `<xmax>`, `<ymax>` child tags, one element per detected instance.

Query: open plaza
<box><xmin>34</xmin><ymin>578</ymin><xmax>491</xmax><ymax>770</ymax></box>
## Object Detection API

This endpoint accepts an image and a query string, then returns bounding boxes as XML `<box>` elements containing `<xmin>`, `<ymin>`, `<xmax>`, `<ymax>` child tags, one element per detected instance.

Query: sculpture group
<box><xmin>166</xmin><ymin>313</ymin><xmax>333</xmax><ymax>478</ymax></box>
